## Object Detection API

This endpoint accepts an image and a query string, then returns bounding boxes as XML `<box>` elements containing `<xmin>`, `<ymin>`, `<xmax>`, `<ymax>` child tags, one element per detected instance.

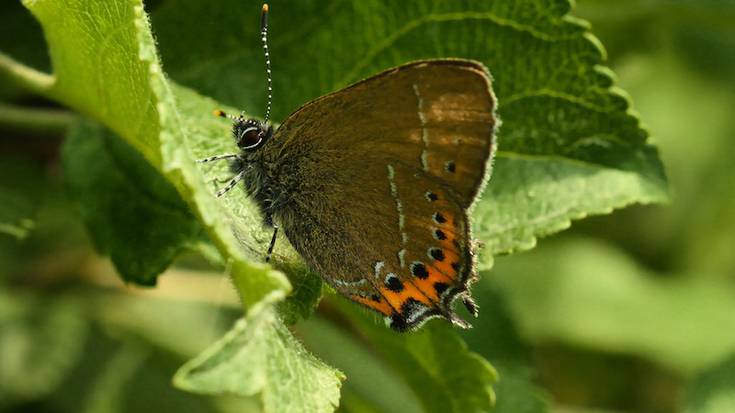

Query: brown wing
<box><xmin>270</xmin><ymin>59</ymin><xmax>497</xmax><ymax>331</ymax></box>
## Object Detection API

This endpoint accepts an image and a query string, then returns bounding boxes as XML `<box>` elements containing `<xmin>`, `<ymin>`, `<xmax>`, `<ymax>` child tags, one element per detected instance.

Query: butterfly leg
<box><xmin>210</xmin><ymin>176</ymin><xmax>233</xmax><ymax>184</ymax></box>
<box><xmin>265</xmin><ymin>225</ymin><xmax>278</xmax><ymax>262</ymax></box>
<box><xmin>215</xmin><ymin>170</ymin><xmax>246</xmax><ymax>197</ymax></box>
<box><xmin>197</xmin><ymin>154</ymin><xmax>241</xmax><ymax>163</ymax></box>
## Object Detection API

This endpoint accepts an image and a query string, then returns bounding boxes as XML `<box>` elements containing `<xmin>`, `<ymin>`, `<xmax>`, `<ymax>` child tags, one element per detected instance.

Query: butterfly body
<box><xmin>211</xmin><ymin>59</ymin><xmax>497</xmax><ymax>331</ymax></box>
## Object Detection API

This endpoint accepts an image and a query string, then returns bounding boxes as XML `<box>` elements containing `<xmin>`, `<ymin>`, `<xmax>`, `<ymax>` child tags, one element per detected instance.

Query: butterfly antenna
<box><xmin>260</xmin><ymin>3</ymin><xmax>273</xmax><ymax>124</ymax></box>
<box><xmin>213</xmin><ymin>109</ymin><xmax>241</xmax><ymax>122</ymax></box>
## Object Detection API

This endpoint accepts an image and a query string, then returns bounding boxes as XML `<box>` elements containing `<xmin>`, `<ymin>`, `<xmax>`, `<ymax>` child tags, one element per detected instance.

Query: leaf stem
<box><xmin>0</xmin><ymin>102</ymin><xmax>75</xmax><ymax>136</ymax></box>
<box><xmin>0</xmin><ymin>51</ymin><xmax>55</xmax><ymax>95</ymax></box>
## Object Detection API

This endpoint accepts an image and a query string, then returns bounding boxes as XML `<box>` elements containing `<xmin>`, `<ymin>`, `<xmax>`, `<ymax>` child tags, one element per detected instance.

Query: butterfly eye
<box><xmin>235</xmin><ymin>125</ymin><xmax>264</xmax><ymax>149</ymax></box>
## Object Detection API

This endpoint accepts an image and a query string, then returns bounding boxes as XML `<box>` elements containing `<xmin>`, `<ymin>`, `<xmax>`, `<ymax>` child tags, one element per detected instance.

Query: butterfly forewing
<box><xmin>270</xmin><ymin>60</ymin><xmax>497</xmax><ymax>330</ymax></box>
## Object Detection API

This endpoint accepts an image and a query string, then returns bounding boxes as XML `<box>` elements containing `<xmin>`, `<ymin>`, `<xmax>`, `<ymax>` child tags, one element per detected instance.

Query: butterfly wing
<box><xmin>269</xmin><ymin>59</ymin><xmax>497</xmax><ymax>330</ymax></box>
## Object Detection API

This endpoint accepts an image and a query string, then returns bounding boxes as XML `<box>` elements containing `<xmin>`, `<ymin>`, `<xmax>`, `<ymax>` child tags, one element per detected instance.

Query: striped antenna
<box><xmin>213</xmin><ymin>109</ymin><xmax>240</xmax><ymax>122</ymax></box>
<box><xmin>260</xmin><ymin>4</ymin><xmax>272</xmax><ymax>123</ymax></box>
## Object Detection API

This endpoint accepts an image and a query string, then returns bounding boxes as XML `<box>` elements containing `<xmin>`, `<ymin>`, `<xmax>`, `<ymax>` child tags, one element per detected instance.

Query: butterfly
<box><xmin>199</xmin><ymin>4</ymin><xmax>497</xmax><ymax>331</ymax></box>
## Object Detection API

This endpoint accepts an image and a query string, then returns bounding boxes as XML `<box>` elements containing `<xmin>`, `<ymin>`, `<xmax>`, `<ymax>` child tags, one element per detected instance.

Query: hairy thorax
<box><xmin>239</xmin><ymin>142</ymin><xmax>305</xmax><ymax>229</ymax></box>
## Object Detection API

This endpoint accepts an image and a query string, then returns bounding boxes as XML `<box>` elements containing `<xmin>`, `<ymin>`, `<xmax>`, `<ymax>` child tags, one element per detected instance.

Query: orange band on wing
<box><xmin>380</xmin><ymin>281</ymin><xmax>433</xmax><ymax>311</ymax></box>
<box><xmin>351</xmin><ymin>294</ymin><xmax>393</xmax><ymax>316</ymax></box>
<box><xmin>410</xmin><ymin>266</ymin><xmax>455</xmax><ymax>302</ymax></box>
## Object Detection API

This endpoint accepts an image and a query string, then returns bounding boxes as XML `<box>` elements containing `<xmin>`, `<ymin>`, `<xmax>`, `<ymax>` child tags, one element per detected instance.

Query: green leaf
<box><xmin>683</xmin><ymin>354</ymin><xmax>735</xmax><ymax>413</ymax></box>
<box><xmin>476</xmin><ymin>147</ymin><xmax>667</xmax><ymax>260</ymax></box>
<box><xmin>275</xmin><ymin>262</ymin><xmax>324</xmax><ymax>326</ymax></box>
<box><xmin>62</xmin><ymin>120</ymin><xmax>206</xmax><ymax>285</ymax></box>
<box><xmin>152</xmin><ymin>0</ymin><xmax>668</xmax><ymax>262</ymax></box>
<box><xmin>4</xmin><ymin>0</ymin><xmax>291</xmax><ymax>310</ymax></box>
<box><xmin>333</xmin><ymin>298</ymin><xmax>497</xmax><ymax>413</ymax></box>
<box><xmin>491</xmin><ymin>237</ymin><xmax>735</xmax><ymax>373</ymax></box>
<box><xmin>0</xmin><ymin>291</ymin><xmax>88</xmax><ymax>407</ymax></box>
<box><xmin>173</xmin><ymin>308</ymin><xmax>344</xmax><ymax>413</ymax></box>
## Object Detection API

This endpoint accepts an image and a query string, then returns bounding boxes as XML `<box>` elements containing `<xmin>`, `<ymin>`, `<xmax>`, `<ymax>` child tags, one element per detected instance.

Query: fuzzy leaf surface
<box><xmin>174</xmin><ymin>308</ymin><xmax>344</xmax><ymax>413</ymax></box>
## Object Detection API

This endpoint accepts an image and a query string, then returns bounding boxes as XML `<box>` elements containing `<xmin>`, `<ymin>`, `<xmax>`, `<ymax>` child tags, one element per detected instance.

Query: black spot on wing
<box><xmin>429</xmin><ymin>248</ymin><xmax>445</xmax><ymax>262</ymax></box>
<box><xmin>434</xmin><ymin>229</ymin><xmax>447</xmax><ymax>240</ymax></box>
<box><xmin>411</xmin><ymin>262</ymin><xmax>429</xmax><ymax>279</ymax></box>
<box><xmin>445</xmin><ymin>161</ymin><xmax>456</xmax><ymax>173</ymax></box>
<box><xmin>385</xmin><ymin>274</ymin><xmax>404</xmax><ymax>292</ymax></box>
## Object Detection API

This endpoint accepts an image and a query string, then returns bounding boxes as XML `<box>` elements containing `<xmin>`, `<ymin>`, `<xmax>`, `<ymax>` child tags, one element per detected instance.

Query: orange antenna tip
<box><xmin>213</xmin><ymin>109</ymin><xmax>226</xmax><ymax>117</ymax></box>
<box><xmin>262</xmin><ymin>4</ymin><xmax>268</xmax><ymax>12</ymax></box>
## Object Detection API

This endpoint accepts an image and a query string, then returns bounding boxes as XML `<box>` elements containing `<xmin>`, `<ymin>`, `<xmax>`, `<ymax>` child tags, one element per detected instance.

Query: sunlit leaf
<box><xmin>174</xmin><ymin>308</ymin><xmax>344</xmax><ymax>413</ymax></box>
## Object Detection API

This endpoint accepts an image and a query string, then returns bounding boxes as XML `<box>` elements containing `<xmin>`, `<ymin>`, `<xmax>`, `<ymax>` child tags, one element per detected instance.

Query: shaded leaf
<box><xmin>174</xmin><ymin>308</ymin><xmax>344</xmax><ymax>413</ymax></box>
<box><xmin>275</xmin><ymin>263</ymin><xmax>324</xmax><ymax>325</ymax></box>
<box><xmin>62</xmin><ymin>120</ymin><xmax>205</xmax><ymax>285</ymax></box>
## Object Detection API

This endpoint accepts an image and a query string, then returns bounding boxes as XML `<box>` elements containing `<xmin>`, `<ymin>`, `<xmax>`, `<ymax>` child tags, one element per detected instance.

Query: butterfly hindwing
<box><xmin>268</xmin><ymin>59</ymin><xmax>497</xmax><ymax>330</ymax></box>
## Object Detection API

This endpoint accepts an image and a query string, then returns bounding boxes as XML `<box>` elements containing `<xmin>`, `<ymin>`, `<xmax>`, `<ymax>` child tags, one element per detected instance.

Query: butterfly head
<box><xmin>214</xmin><ymin>110</ymin><xmax>273</xmax><ymax>151</ymax></box>
<box><xmin>232</xmin><ymin>117</ymin><xmax>273</xmax><ymax>150</ymax></box>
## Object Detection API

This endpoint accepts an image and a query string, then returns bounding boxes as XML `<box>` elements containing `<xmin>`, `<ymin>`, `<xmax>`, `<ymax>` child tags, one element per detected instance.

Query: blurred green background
<box><xmin>1</xmin><ymin>0</ymin><xmax>735</xmax><ymax>412</ymax></box>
